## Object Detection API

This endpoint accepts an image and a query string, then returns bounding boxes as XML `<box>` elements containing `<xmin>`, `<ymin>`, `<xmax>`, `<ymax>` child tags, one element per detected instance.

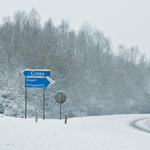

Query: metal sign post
<box><xmin>60</xmin><ymin>92</ymin><xmax>62</xmax><ymax>120</ymax></box>
<box><xmin>25</xmin><ymin>88</ymin><xmax>27</xmax><ymax>119</ymax></box>
<box><xmin>43</xmin><ymin>88</ymin><xmax>46</xmax><ymax>120</ymax></box>
<box><xmin>55</xmin><ymin>91</ymin><xmax>66</xmax><ymax>120</ymax></box>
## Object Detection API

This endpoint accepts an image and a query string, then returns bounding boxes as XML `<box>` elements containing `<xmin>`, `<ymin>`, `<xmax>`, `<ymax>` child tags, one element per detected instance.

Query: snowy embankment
<box><xmin>0</xmin><ymin>114</ymin><xmax>150</xmax><ymax>150</ymax></box>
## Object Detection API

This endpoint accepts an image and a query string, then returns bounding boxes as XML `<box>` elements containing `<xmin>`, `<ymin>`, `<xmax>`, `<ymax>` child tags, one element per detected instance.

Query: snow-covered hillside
<box><xmin>0</xmin><ymin>114</ymin><xmax>150</xmax><ymax>150</ymax></box>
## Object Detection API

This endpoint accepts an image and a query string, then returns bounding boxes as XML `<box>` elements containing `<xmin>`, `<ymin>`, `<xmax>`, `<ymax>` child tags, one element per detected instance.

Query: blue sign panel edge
<box><xmin>22</xmin><ymin>69</ymin><xmax>51</xmax><ymax>76</ymax></box>
<box><xmin>25</xmin><ymin>77</ymin><xmax>55</xmax><ymax>88</ymax></box>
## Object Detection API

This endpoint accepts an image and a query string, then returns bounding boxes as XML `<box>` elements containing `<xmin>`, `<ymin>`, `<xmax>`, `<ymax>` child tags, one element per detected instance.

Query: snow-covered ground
<box><xmin>0</xmin><ymin>114</ymin><xmax>150</xmax><ymax>150</ymax></box>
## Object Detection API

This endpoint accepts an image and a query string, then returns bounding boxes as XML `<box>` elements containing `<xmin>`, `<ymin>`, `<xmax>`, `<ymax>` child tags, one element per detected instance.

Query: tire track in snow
<box><xmin>130</xmin><ymin>117</ymin><xmax>150</xmax><ymax>133</ymax></box>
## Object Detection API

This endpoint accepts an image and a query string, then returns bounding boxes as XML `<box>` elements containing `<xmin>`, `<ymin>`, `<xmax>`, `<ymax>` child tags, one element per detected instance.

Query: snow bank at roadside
<box><xmin>0</xmin><ymin>114</ymin><xmax>150</xmax><ymax>150</ymax></box>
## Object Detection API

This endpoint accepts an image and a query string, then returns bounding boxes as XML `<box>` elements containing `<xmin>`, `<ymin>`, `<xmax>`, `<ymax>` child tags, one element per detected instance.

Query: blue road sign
<box><xmin>23</xmin><ymin>69</ymin><xmax>51</xmax><ymax>76</ymax></box>
<box><xmin>25</xmin><ymin>77</ymin><xmax>55</xmax><ymax>88</ymax></box>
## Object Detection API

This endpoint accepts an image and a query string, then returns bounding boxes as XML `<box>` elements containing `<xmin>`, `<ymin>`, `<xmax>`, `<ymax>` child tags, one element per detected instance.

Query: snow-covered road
<box><xmin>130</xmin><ymin>117</ymin><xmax>150</xmax><ymax>133</ymax></box>
<box><xmin>0</xmin><ymin>114</ymin><xmax>150</xmax><ymax>150</ymax></box>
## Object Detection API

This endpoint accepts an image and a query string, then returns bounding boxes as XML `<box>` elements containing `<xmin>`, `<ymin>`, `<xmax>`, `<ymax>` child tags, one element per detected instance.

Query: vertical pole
<box><xmin>60</xmin><ymin>92</ymin><xmax>62</xmax><ymax>120</ymax></box>
<box><xmin>36</xmin><ymin>111</ymin><xmax>38</xmax><ymax>122</ymax></box>
<box><xmin>25</xmin><ymin>88</ymin><xmax>27</xmax><ymax>119</ymax></box>
<box><xmin>60</xmin><ymin>103</ymin><xmax>61</xmax><ymax>120</ymax></box>
<box><xmin>43</xmin><ymin>88</ymin><xmax>45</xmax><ymax>120</ymax></box>
<box><xmin>65</xmin><ymin>113</ymin><xmax>68</xmax><ymax>124</ymax></box>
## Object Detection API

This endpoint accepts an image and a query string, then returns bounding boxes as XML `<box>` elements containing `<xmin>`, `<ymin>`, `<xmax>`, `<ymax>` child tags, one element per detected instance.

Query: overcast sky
<box><xmin>0</xmin><ymin>0</ymin><xmax>150</xmax><ymax>59</ymax></box>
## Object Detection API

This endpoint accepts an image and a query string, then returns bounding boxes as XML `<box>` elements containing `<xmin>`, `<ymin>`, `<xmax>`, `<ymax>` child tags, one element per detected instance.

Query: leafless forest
<box><xmin>0</xmin><ymin>9</ymin><xmax>150</xmax><ymax>118</ymax></box>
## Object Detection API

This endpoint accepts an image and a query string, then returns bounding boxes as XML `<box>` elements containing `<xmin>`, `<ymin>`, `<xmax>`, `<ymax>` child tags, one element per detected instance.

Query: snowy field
<box><xmin>0</xmin><ymin>114</ymin><xmax>150</xmax><ymax>150</ymax></box>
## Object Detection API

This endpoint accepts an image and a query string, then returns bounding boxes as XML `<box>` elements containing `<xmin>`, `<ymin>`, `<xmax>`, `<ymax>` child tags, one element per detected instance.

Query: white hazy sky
<box><xmin>0</xmin><ymin>0</ymin><xmax>150</xmax><ymax>58</ymax></box>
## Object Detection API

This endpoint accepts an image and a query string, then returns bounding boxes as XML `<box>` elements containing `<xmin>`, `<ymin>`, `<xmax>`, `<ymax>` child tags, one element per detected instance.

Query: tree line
<box><xmin>0</xmin><ymin>9</ymin><xmax>150</xmax><ymax>118</ymax></box>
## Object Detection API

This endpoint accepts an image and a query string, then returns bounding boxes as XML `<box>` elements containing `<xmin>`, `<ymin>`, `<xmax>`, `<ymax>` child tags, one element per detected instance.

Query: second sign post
<box><xmin>55</xmin><ymin>91</ymin><xmax>66</xmax><ymax>120</ymax></box>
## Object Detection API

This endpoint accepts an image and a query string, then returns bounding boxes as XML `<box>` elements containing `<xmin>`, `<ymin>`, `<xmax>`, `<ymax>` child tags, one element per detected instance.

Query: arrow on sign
<box><xmin>25</xmin><ymin>77</ymin><xmax>55</xmax><ymax>88</ymax></box>
<box><xmin>22</xmin><ymin>69</ymin><xmax>51</xmax><ymax>76</ymax></box>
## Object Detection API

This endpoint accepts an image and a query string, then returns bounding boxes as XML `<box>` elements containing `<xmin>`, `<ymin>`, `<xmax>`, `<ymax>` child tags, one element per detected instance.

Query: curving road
<box><xmin>130</xmin><ymin>117</ymin><xmax>150</xmax><ymax>133</ymax></box>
